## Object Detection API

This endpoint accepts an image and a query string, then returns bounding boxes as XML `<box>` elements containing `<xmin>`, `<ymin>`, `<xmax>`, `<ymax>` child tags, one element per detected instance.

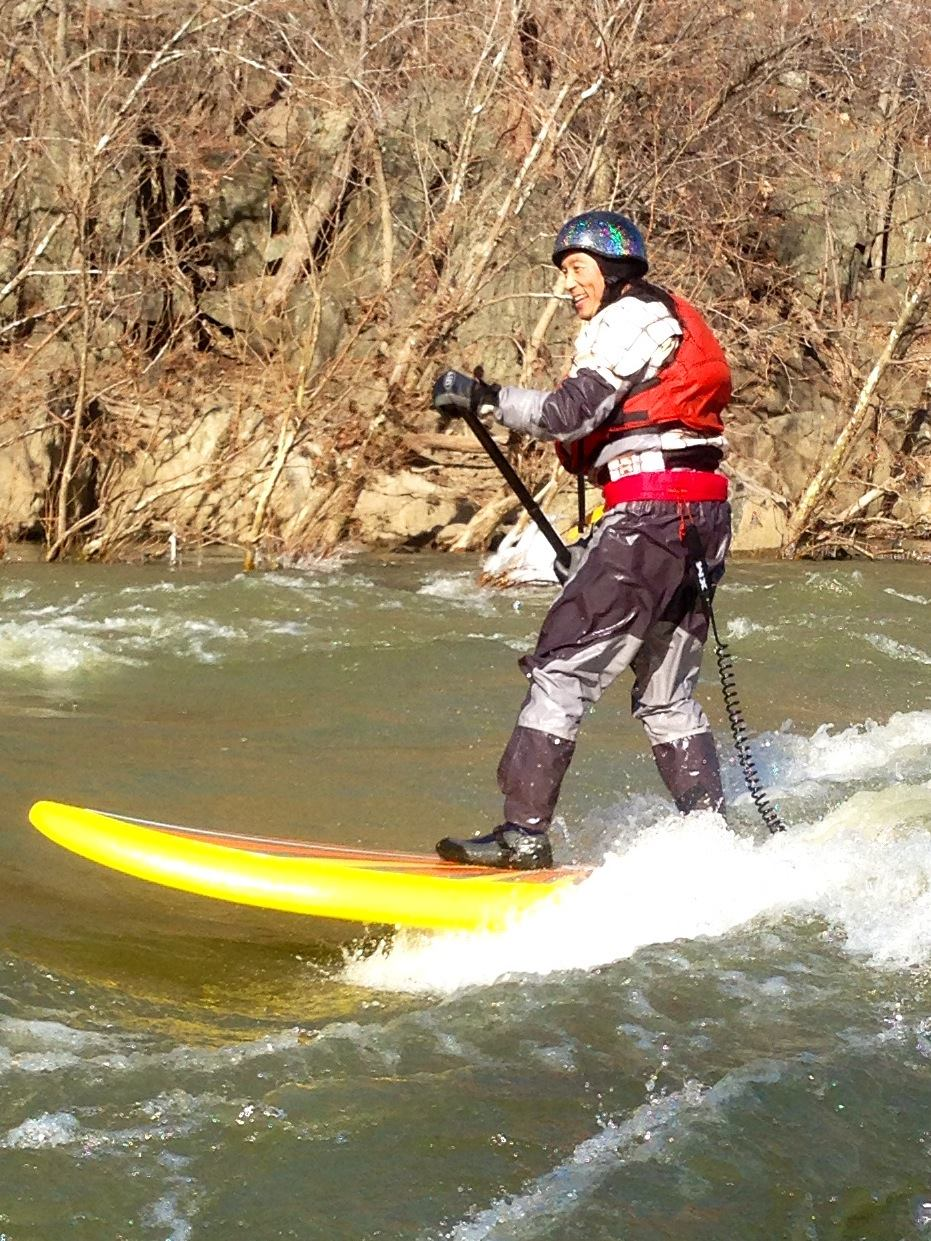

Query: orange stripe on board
<box><xmin>140</xmin><ymin>820</ymin><xmax>587</xmax><ymax>880</ymax></box>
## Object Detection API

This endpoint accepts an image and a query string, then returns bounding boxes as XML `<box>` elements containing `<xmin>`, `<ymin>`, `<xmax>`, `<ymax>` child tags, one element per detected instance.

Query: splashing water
<box><xmin>439</xmin><ymin>1082</ymin><xmax>709</xmax><ymax>1241</ymax></box>
<box><xmin>481</xmin><ymin>522</ymin><xmax>562</xmax><ymax>586</ymax></box>
<box><xmin>772</xmin><ymin>710</ymin><xmax>931</xmax><ymax>788</ymax></box>
<box><xmin>345</xmin><ymin>712</ymin><xmax>931</xmax><ymax>994</ymax></box>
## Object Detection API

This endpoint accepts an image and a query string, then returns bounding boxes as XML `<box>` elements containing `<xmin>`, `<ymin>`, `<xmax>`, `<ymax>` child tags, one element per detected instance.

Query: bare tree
<box><xmin>0</xmin><ymin>0</ymin><xmax>929</xmax><ymax>562</ymax></box>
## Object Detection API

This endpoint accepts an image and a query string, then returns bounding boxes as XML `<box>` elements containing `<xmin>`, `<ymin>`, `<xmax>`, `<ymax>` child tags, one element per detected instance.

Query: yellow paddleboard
<box><xmin>28</xmin><ymin>801</ymin><xmax>588</xmax><ymax>934</ymax></box>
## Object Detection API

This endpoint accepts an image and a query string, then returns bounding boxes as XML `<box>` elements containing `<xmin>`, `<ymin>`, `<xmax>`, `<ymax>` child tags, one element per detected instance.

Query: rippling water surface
<box><xmin>2</xmin><ymin>550</ymin><xmax>931</xmax><ymax>1240</ymax></box>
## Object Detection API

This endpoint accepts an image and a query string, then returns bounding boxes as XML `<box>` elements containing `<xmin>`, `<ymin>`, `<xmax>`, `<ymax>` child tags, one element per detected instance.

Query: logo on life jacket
<box><xmin>556</xmin><ymin>292</ymin><xmax>731</xmax><ymax>475</ymax></box>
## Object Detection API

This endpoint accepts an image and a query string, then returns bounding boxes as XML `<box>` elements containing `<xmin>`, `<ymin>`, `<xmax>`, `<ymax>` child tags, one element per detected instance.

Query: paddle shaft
<box><xmin>459</xmin><ymin>403</ymin><xmax>570</xmax><ymax>568</ymax></box>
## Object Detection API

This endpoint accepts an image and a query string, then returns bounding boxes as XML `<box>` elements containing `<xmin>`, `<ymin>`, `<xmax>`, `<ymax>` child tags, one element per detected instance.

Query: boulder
<box><xmin>0</xmin><ymin>414</ymin><xmax>54</xmax><ymax>539</ymax></box>
<box><xmin>730</xmin><ymin>492</ymin><xmax>788</xmax><ymax>553</ymax></box>
<box><xmin>352</xmin><ymin>470</ymin><xmax>460</xmax><ymax>546</ymax></box>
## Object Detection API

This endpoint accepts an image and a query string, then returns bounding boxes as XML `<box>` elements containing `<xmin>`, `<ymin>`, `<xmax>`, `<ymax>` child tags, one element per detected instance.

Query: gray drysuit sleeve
<box><xmin>493</xmin><ymin>368</ymin><xmax>634</xmax><ymax>443</ymax></box>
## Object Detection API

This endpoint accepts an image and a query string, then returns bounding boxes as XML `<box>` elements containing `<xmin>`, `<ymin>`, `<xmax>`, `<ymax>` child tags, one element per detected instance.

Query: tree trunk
<box><xmin>265</xmin><ymin>130</ymin><xmax>355</xmax><ymax>314</ymax></box>
<box><xmin>782</xmin><ymin>237</ymin><xmax>931</xmax><ymax>557</ymax></box>
<box><xmin>448</xmin><ymin>490</ymin><xmax>517</xmax><ymax>552</ymax></box>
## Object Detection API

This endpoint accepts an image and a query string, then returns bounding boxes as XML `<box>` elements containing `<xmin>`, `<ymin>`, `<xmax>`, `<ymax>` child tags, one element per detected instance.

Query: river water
<box><xmin>1</xmin><ymin>550</ymin><xmax>931</xmax><ymax>1240</ymax></box>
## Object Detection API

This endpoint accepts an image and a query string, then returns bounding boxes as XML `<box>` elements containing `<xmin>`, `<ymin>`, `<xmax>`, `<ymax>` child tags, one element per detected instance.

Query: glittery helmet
<box><xmin>552</xmin><ymin>211</ymin><xmax>648</xmax><ymax>275</ymax></box>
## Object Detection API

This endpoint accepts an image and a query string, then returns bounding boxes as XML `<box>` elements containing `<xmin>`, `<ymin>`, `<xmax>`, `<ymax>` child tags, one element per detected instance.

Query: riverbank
<box><xmin>1</xmin><ymin>2</ymin><xmax>929</xmax><ymax>564</ymax></box>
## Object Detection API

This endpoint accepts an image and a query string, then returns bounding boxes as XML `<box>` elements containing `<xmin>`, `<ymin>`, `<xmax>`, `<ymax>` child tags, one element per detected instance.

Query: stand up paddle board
<box><xmin>28</xmin><ymin>801</ymin><xmax>589</xmax><ymax>933</ymax></box>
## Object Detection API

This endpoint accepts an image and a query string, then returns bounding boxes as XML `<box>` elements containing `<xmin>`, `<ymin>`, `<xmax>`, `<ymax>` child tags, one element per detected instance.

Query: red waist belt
<box><xmin>602</xmin><ymin>470</ymin><xmax>729</xmax><ymax>507</ymax></box>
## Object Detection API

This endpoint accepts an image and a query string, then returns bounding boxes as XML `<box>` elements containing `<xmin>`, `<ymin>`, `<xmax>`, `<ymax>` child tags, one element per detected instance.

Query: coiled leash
<box><xmin>681</xmin><ymin>516</ymin><xmax>787</xmax><ymax>834</ymax></box>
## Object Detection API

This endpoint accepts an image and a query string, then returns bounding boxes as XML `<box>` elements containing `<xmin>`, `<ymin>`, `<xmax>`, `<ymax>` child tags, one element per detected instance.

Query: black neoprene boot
<box><xmin>435</xmin><ymin>823</ymin><xmax>554</xmax><ymax>870</ymax></box>
<box><xmin>651</xmin><ymin>732</ymin><xmax>725</xmax><ymax>814</ymax></box>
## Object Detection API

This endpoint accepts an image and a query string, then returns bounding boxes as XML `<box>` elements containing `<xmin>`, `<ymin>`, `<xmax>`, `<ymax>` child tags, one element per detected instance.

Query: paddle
<box><xmin>464</xmin><ymin>369</ymin><xmax>571</xmax><ymax>572</ymax></box>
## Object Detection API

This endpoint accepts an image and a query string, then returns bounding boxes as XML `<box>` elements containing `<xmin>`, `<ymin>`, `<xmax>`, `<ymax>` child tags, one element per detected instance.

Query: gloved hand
<box><xmin>432</xmin><ymin>369</ymin><xmax>500</xmax><ymax>417</ymax></box>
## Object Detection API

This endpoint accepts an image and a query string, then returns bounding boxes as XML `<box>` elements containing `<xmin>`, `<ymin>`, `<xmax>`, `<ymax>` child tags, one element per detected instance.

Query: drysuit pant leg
<box><xmin>497</xmin><ymin>725</ymin><xmax>576</xmax><ymax>830</ymax></box>
<box><xmin>630</xmin><ymin>573</ymin><xmax>724</xmax><ymax>813</ymax></box>
<box><xmin>497</xmin><ymin>517</ymin><xmax>653</xmax><ymax>830</ymax></box>
<box><xmin>651</xmin><ymin>732</ymin><xmax>725</xmax><ymax>813</ymax></box>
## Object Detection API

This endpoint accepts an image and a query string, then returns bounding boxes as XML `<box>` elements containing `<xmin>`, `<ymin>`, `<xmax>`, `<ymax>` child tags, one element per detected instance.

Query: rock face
<box><xmin>729</xmin><ymin>492</ymin><xmax>788</xmax><ymax>555</ymax></box>
<box><xmin>352</xmin><ymin>471</ymin><xmax>462</xmax><ymax>547</ymax></box>
<box><xmin>0</xmin><ymin>412</ymin><xmax>55</xmax><ymax>539</ymax></box>
<box><xmin>0</xmin><ymin>5</ymin><xmax>929</xmax><ymax>563</ymax></box>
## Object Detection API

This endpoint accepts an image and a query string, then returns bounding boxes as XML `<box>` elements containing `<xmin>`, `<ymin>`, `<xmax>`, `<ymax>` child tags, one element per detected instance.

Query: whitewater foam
<box><xmin>883</xmin><ymin>588</ymin><xmax>929</xmax><ymax>606</ymax></box>
<box><xmin>0</xmin><ymin>618</ymin><xmax>133</xmax><ymax>676</ymax></box>
<box><xmin>344</xmin><ymin>815</ymin><xmax>806</xmax><ymax>993</ymax></box>
<box><xmin>772</xmin><ymin>711</ymin><xmax>931</xmax><ymax>787</ymax></box>
<box><xmin>725</xmin><ymin>615</ymin><xmax>774</xmax><ymax>641</ymax></box>
<box><xmin>2</xmin><ymin>1111</ymin><xmax>81</xmax><ymax>1149</ymax></box>
<box><xmin>438</xmin><ymin>1082</ymin><xmax>707</xmax><ymax>1240</ymax></box>
<box><xmin>481</xmin><ymin>523</ymin><xmax>562</xmax><ymax>586</ymax></box>
<box><xmin>142</xmin><ymin>1193</ymin><xmax>194</xmax><ymax>1241</ymax></box>
<box><xmin>804</xmin><ymin>570</ymin><xmax>864</xmax><ymax>595</ymax></box>
<box><xmin>345</xmin><ymin>711</ymin><xmax>931</xmax><ymax>994</ymax></box>
<box><xmin>435</xmin><ymin>1058</ymin><xmax>799</xmax><ymax>1241</ymax></box>
<box><xmin>418</xmin><ymin>573</ymin><xmax>500</xmax><ymax>613</ymax></box>
<box><xmin>864</xmin><ymin>633</ymin><xmax>931</xmax><ymax>665</ymax></box>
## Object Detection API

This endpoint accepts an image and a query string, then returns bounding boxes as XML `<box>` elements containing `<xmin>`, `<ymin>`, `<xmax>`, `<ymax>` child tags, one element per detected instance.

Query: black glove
<box><xmin>432</xmin><ymin>369</ymin><xmax>500</xmax><ymax>417</ymax></box>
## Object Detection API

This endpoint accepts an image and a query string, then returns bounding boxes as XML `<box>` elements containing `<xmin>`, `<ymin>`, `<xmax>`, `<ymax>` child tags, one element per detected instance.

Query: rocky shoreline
<box><xmin>1</xmin><ymin>3</ymin><xmax>929</xmax><ymax>566</ymax></box>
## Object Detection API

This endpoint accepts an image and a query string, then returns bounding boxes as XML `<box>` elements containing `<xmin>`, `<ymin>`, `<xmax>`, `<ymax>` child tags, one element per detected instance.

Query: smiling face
<box><xmin>560</xmin><ymin>251</ymin><xmax>606</xmax><ymax>320</ymax></box>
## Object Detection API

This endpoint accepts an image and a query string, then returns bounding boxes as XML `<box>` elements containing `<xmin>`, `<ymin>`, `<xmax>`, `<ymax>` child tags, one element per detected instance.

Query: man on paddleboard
<box><xmin>432</xmin><ymin>211</ymin><xmax>731</xmax><ymax>870</ymax></box>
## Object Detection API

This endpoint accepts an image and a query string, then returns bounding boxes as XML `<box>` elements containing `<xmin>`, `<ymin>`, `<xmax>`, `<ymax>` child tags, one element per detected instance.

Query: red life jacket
<box><xmin>556</xmin><ymin>291</ymin><xmax>731</xmax><ymax>475</ymax></box>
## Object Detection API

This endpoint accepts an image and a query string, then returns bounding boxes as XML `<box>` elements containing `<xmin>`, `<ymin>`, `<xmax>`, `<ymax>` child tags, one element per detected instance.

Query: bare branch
<box><xmin>784</xmin><ymin>235</ymin><xmax>931</xmax><ymax>556</ymax></box>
